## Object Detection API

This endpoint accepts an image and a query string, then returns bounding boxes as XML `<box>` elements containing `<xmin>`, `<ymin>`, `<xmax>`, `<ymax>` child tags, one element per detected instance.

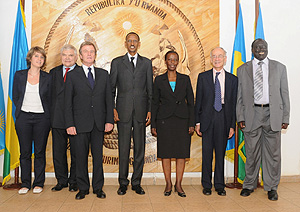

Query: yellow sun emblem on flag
<box><xmin>0</xmin><ymin>110</ymin><xmax>5</xmax><ymax>134</ymax></box>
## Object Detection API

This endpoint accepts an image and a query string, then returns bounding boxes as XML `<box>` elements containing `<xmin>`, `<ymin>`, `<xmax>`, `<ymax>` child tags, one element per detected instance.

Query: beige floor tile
<box><xmin>211</xmin><ymin>201</ymin><xmax>246</xmax><ymax>211</ymax></box>
<box><xmin>90</xmin><ymin>201</ymin><xmax>122</xmax><ymax>212</ymax></box>
<box><xmin>58</xmin><ymin>203</ymin><xmax>93</xmax><ymax>212</ymax></box>
<box><xmin>152</xmin><ymin>202</ymin><xmax>184</xmax><ymax>212</ymax></box>
<box><xmin>179</xmin><ymin>201</ymin><xmax>216</xmax><ymax>212</ymax></box>
<box><xmin>122</xmin><ymin>202</ymin><xmax>153</xmax><ymax>212</ymax></box>
<box><xmin>1</xmin><ymin>181</ymin><xmax>300</xmax><ymax>211</ymax></box>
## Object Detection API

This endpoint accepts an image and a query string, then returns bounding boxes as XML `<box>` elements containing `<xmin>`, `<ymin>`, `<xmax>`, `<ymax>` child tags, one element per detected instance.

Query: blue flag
<box><xmin>3</xmin><ymin>0</ymin><xmax>29</xmax><ymax>185</ymax></box>
<box><xmin>255</xmin><ymin>2</ymin><xmax>265</xmax><ymax>40</ymax></box>
<box><xmin>225</xmin><ymin>3</ymin><xmax>246</xmax><ymax>164</ymax></box>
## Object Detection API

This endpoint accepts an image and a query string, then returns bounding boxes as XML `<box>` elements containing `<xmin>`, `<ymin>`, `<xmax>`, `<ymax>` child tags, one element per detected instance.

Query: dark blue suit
<box><xmin>13</xmin><ymin>69</ymin><xmax>51</xmax><ymax>189</ymax></box>
<box><xmin>195</xmin><ymin>69</ymin><xmax>237</xmax><ymax>189</ymax></box>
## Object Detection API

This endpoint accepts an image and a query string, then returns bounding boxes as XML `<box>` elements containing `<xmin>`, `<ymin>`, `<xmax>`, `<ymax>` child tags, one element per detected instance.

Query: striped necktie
<box><xmin>254</xmin><ymin>61</ymin><xmax>263</xmax><ymax>100</ymax></box>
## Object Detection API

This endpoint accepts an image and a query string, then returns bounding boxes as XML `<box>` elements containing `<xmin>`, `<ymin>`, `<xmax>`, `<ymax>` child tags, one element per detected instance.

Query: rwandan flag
<box><xmin>255</xmin><ymin>2</ymin><xmax>265</xmax><ymax>40</ymax></box>
<box><xmin>0</xmin><ymin>65</ymin><xmax>5</xmax><ymax>155</ymax></box>
<box><xmin>2</xmin><ymin>0</ymin><xmax>29</xmax><ymax>185</ymax></box>
<box><xmin>225</xmin><ymin>3</ymin><xmax>246</xmax><ymax>184</ymax></box>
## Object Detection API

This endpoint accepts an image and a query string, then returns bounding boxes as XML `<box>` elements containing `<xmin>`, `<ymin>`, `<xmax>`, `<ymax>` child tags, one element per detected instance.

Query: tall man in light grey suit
<box><xmin>110</xmin><ymin>32</ymin><xmax>153</xmax><ymax>195</ymax></box>
<box><xmin>236</xmin><ymin>39</ymin><xmax>290</xmax><ymax>201</ymax></box>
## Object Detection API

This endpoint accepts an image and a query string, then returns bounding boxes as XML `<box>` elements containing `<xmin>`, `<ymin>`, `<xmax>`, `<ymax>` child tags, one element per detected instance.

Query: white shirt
<box><xmin>63</xmin><ymin>64</ymin><xmax>76</xmax><ymax>77</ymax></box>
<box><xmin>213</xmin><ymin>68</ymin><xmax>225</xmax><ymax>104</ymax></box>
<box><xmin>127</xmin><ymin>52</ymin><xmax>137</xmax><ymax>67</ymax></box>
<box><xmin>252</xmin><ymin>57</ymin><xmax>269</xmax><ymax>104</ymax></box>
<box><xmin>21</xmin><ymin>82</ymin><xmax>44</xmax><ymax>113</ymax></box>
<box><xmin>82</xmin><ymin>64</ymin><xmax>95</xmax><ymax>80</ymax></box>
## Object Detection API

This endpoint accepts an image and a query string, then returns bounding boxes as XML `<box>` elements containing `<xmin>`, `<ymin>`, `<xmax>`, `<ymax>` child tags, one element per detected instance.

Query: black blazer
<box><xmin>151</xmin><ymin>72</ymin><xmax>195</xmax><ymax>129</ymax></box>
<box><xmin>110</xmin><ymin>53</ymin><xmax>153</xmax><ymax>122</ymax></box>
<box><xmin>12</xmin><ymin>69</ymin><xmax>52</xmax><ymax>119</ymax></box>
<box><xmin>194</xmin><ymin>69</ymin><xmax>238</xmax><ymax>133</ymax></box>
<box><xmin>50</xmin><ymin>64</ymin><xmax>79</xmax><ymax>129</ymax></box>
<box><xmin>64</xmin><ymin>66</ymin><xmax>114</xmax><ymax>133</ymax></box>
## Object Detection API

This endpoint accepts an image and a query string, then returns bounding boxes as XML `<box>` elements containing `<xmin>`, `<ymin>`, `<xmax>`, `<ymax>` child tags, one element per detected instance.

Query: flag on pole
<box><xmin>225</xmin><ymin>3</ymin><xmax>247</xmax><ymax>184</ymax></box>
<box><xmin>255</xmin><ymin>2</ymin><xmax>265</xmax><ymax>40</ymax></box>
<box><xmin>0</xmin><ymin>63</ymin><xmax>5</xmax><ymax>155</ymax></box>
<box><xmin>2</xmin><ymin>0</ymin><xmax>29</xmax><ymax>185</ymax></box>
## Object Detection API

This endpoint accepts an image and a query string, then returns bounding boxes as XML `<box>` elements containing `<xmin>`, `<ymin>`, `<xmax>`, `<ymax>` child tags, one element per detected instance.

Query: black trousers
<box><xmin>74</xmin><ymin>124</ymin><xmax>104</xmax><ymax>191</ymax></box>
<box><xmin>52</xmin><ymin>128</ymin><xmax>76</xmax><ymax>185</ymax></box>
<box><xmin>117</xmin><ymin>111</ymin><xmax>146</xmax><ymax>187</ymax></box>
<box><xmin>201</xmin><ymin>108</ymin><xmax>227</xmax><ymax>189</ymax></box>
<box><xmin>15</xmin><ymin>111</ymin><xmax>50</xmax><ymax>189</ymax></box>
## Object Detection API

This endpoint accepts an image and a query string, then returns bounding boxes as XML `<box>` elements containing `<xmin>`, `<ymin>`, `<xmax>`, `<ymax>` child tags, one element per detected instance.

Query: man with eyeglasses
<box><xmin>195</xmin><ymin>47</ymin><xmax>238</xmax><ymax>196</ymax></box>
<box><xmin>237</xmin><ymin>39</ymin><xmax>290</xmax><ymax>201</ymax></box>
<box><xmin>110</xmin><ymin>32</ymin><xmax>153</xmax><ymax>195</ymax></box>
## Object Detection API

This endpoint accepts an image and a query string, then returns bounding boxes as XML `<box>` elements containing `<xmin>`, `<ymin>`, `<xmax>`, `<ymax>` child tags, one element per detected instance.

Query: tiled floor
<box><xmin>1</xmin><ymin>182</ymin><xmax>300</xmax><ymax>212</ymax></box>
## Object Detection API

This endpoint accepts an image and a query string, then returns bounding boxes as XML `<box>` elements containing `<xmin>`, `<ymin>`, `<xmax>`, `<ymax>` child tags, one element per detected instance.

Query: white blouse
<box><xmin>21</xmin><ymin>82</ymin><xmax>44</xmax><ymax>113</ymax></box>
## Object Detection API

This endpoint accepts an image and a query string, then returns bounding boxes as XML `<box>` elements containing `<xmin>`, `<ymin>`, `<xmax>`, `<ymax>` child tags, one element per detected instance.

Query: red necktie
<box><xmin>64</xmin><ymin>67</ymin><xmax>70</xmax><ymax>82</ymax></box>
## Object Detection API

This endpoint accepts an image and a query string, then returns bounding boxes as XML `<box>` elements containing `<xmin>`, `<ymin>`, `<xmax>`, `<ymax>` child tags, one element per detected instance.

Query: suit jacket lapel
<box><xmin>135</xmin><ymin>54</ymin><xmax>143</xmax><ymax>75</ymax></box>
<box><xmin>268</xmin><ymin>60</ymin><xmax>277</xmax><ymax>89</ymax></box>
<box><xmin>246</xmin><ymin>61</ymin><xmax>253</xmax><ymax>83</ymax></box>
<box><xmin>207</xmin><ymin>69</ymin><xmax>214</xmax><ymax>92</ymax></box>
<box><xmin>161</xmin><ymin>72</ymin><xmax>175</xmax><ymax>97</ymax></box>
<box><xmin>122</xmin><ymin>54</ymin><xmax>134</xmax><ymax>75</ymax></box>
<box><xmin>174</xmin><ymin>72</ymin><xmax>184</xmax><ymax>96</ymax></box>
<box><xmin>224</xmin><ymin>71</ymin><xmax>230</xmax><ymax>102</ymax></box>
<box><xmin>78</xmin><ymin>66</ymin><xmax>92</xmax><ymax>89</ymax></box>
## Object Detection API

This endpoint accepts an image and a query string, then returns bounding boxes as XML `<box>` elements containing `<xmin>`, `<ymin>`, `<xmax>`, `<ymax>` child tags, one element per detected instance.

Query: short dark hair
<box><xmin>164</xmin><ymin>50</ymin><xmax>179</xmax><ymax>61</ymax></box>
<box><xmin>251</xmin><ymin>38</ymin><xmax>268</xmax><ymax>49</ymax></box>
<box><xmin>26</xmin><ymin>46</ymin><xmax>47</xmax><ymax>69</ymax></box>
<box><xmin>125</xmin><ymin>32</ymin><xmax>140</xmax><ymax>41</ymax></box>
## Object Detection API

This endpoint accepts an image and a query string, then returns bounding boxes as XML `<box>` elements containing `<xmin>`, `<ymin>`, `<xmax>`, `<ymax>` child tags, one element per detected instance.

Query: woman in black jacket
<box><xmin>151</xmin><ymin>51</ymin><xmax>194</xmax><ymax>197</ymax></box>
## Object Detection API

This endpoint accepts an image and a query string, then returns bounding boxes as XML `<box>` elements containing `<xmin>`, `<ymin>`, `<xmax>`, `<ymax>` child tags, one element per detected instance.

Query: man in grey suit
<box><xmin>236</xmin><ymin>39</ymin><xmax>290</xmax><ymax>201</ymax></box>
<box><xmin>110</xmin><ymin>32</ymin><xmax>153</xmax><ymax>195</ymax></box>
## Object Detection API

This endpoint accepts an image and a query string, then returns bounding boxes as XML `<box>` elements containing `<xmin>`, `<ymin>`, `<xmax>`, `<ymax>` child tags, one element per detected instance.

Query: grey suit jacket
<box><xmin>236</xmin><ymin>59</ymin><xmax>290</xmax><ymax>132</ymax></box>
<box><xmin>110</xmin><ymin>53</ymin><xmax>153</xmax><ymax>123</ymax></box>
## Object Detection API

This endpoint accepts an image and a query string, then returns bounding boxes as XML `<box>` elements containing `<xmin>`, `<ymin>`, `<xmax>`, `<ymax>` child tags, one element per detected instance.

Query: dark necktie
<box><xmin>214</xmin><ymin>72</ymin><xmax>222</xmax><ymax>112</ymax></box>
<box><xmin>130</xmin><ymin>57</ymin><xmax>135</xmax><ymax>71</ymax></box>
<box><xmin>88</xmin><ymin>67</ymin><xmax>94</xmax><ymax>89</ymax></box>
<box><xmin>254</xmin><ymin>61</ymin><xmax>263</xmax><ymax>101</ymax></box>
<box><xmin>64</xmin><ymin>67</ymin><xmax>70</xmax><ymax>82</ymax></box>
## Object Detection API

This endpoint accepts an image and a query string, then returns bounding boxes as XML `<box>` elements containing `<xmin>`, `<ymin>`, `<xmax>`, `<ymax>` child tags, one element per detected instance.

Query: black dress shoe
<box><xmin>69</xmin><ymin>183</ymin><xmax>78</xmax><ymax>192</ymax></box>
<box><xmin>132</xmin><ymin>185</ymin><xmax>145</xmax><ymax>195</ymax></box>
<box><xmin>215</xmin><ymin>188</ymin><xmax>226</xmax><ymax>196</ymax></box>
<box><xmin>268</xmin><ymin>190</ymin><xmax>278</xmax><ymax>201</ymax></box>
<box><xmin>93</xmin><ymin>190</ymin><xmax>106</xmax><ymax>199</ymax></box>
<box><xmin>164</xmin><ymin>190</ymin><xmax>172</xmax><ymax>196</ymax></box>
<box><xmin>240</xmin><ymin>188</ymin><xmax>254</xmax><ymax>197</ymax></box>
<box><xmin>51</xmin><ymin>183</ymin><xmax>68</xmax><ymax>191</ymax></box>
<box><xmin>75</xmin><ymin>190</ymin><xmax>89</xmax><ymax>200</ymax></box>
<box><xmin>174</xmin><ymin>185</ymin><xmax>186</xmax><ymax>197</ymax></box>
<box><xmin>117</xmin><ymin>185</ymin><xmax>127</xmax><ymax>195</ymax></box>
<box><xmin>202</xmin><ymin>188</ymin><xmax>212</xmax><ymax>195</ymax></box>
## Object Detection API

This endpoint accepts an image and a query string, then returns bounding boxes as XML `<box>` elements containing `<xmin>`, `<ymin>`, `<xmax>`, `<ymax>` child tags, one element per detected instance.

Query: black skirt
<box><xmin>156</xmin><ymin>115</ymin><xmax>191</xmax><ymax>158</ymax></box>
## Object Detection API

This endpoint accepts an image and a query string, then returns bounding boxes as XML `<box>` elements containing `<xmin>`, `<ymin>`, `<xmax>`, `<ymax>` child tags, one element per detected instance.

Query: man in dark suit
<box><xmin>110</xmin><ymin>32</ymin><xmax>153</xmax><ymax>195</ymax></box>
<box><xmin>237</xmin><ymin>39</ymin><xmax>290</xmax><ymax>201</ymax></box>
<box><xmin>195</xmin><ymin>47</ymin><xmax>238</xmax><ymax>196</ymax></box>
<box><xmin>64</xmin><ymin>41</ymin><xmax>114</xmax><ymax>200</ymax></box>
<box><xmin>50</xmin><ymin>44</ymin><xmax>78</xmax><ymax>192</ymax></box>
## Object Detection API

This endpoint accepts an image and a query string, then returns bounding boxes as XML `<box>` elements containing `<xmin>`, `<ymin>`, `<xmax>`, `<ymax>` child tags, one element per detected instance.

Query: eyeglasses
<box><xmin>211</xmin><ymin>55</ymin><xmax>225</xmax><ymax>59</ymax></box>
